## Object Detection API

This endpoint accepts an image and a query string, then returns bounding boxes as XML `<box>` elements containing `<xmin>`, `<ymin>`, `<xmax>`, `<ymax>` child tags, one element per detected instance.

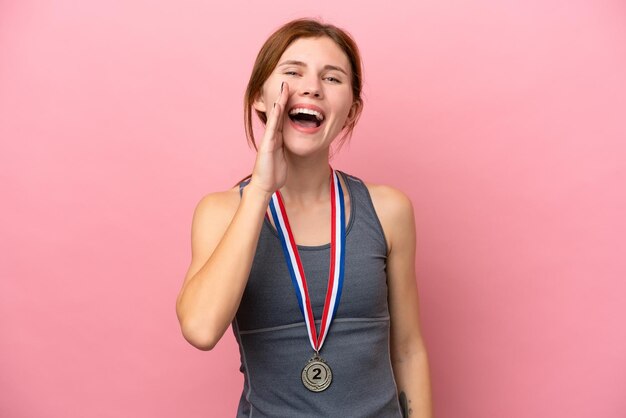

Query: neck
<box><xmin>280</xmin><ymin>151</ymin><xmax>333</xmax><ymax>207</ymax></box>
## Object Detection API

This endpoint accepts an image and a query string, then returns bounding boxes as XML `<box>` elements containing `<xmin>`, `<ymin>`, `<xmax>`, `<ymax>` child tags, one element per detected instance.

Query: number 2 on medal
<box><xmin>312</xmin><ymin>367</ymin><xmax>322</xmax><ymax>380</ymax></box>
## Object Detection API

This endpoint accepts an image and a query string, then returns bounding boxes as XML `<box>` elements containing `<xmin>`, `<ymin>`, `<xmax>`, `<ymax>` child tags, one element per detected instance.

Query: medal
<box><xmin>301</xmin><ymin>353</ymin><xmax>333</xmax><ymax>392</ymax></box>
<box><xmin>268</xmin><ymin>165</ymin><xmax>346</xmax><ymax>393</ymax></box>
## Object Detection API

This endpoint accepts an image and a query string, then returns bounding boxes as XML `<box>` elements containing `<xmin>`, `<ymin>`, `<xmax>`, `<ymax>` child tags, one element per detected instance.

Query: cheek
<box><xmin>261</xmin><ymin>78</ymin><xmax>281</xmax><ymax>99</ymax></box>
<box><xmin>332</xmin><ymin>99</ymin><xmax>353</xmax><ymax>122</ymax></box>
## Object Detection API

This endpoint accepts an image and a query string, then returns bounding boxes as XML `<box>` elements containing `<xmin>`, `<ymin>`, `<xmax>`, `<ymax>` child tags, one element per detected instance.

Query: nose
<box><xmin>303</xmin><ymin>89</ymin><xmax>321</xmax><ymax>98</ymax></box>
<box><xmin>299</xmin><ymin>75</ymin><xmax>323</xmax><ymax>98</ymax></box>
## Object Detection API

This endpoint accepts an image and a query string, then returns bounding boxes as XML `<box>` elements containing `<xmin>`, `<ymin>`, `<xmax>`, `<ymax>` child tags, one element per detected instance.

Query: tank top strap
<box><xmin>337</xmin><ymin>170</ymin><xmax>389</xmax><ymax>257</ymax></box>
<box><xmin>238</xmin><ymin>178</ymin><xmax>252</xmax><ymax>198</ymax></box>
<box><xmin>237</xmin><ymin>171</ymin><xmax>387</xmax><ymax>255</ymax></box>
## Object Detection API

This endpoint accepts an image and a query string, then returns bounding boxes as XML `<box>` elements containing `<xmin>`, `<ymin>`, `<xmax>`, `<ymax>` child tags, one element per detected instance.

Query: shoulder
<box><xmin>342</xmin><ymin>172</ymin><xmax>411</xmax><ymax>210</ymax></box>
<box><xmin>363</xmin><ymin>181</ymin><xmax>416</xmax><ymax>255</ymax></box>
<box><xmin>187</xmin><ymin>185</ymin><xmax>243</xmax><ymax>262</ymax></box>
<box><xmin>192</xmin><ymin>185</ymin><xmax>242</xmax><ymax>226</ymax></box>
<box><xmin>364</xmin><ymin>181</ymin><xmax>415</xmax><ymax>225</ymax></box>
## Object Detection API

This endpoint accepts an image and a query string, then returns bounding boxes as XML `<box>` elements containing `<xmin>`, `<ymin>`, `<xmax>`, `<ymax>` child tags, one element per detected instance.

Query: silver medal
<box><xmin>270</xmin><ymin>168</ymin><xmax>345</xmax><ymax>394</ymax></box>
<box><xmin>302</xmin><ymin>354</ymin><xmax>333</xmax><ymax>392</ymax></box>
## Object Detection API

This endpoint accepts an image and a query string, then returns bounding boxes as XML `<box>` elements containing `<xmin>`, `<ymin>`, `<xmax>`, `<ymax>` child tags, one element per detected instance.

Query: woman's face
<box><xmin>253</xmin><ymin>36</ymin><xmax>359</xmax><ymax>155</ymax></box>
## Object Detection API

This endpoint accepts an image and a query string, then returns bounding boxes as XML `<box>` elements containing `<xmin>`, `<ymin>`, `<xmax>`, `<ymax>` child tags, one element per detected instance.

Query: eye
<box><xmin>325</xmin><ymin>76</ymin><xmax>341</xmax><ymax>84</ymax></box>
<box><xmin>284</xmin><ymin>71</ymin><xmax>300</xmax><ymax>76</ymax></box>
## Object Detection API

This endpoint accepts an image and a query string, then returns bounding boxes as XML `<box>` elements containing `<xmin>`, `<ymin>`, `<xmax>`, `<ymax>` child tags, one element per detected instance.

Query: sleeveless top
<box><xmin>233</xmin><ymin>171</ymin><xmax>403</xmax><ymax>418</ymax></box>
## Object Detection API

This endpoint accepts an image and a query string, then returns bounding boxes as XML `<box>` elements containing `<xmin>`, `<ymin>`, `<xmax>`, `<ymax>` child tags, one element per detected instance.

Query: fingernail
<box><xmin>280</xmin><ymin>82</ymin><xmax>284</xmax><ymax>93</ymax></box>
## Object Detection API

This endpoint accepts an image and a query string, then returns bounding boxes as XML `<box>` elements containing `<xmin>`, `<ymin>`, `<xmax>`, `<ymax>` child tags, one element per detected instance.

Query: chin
<box><xmin>283</xmin><ymin>143</ymin><xmax>322</xmax><ymax>157</ymax></box>
<box><xmin>282</xmin><ymin>138</ymin><xmax>327</xmax><ymax>158</ymax></box>
<box><xmin>282</xmin><ymin>126</ymin><xmax>336</xmax><ymax>155</ymax></box>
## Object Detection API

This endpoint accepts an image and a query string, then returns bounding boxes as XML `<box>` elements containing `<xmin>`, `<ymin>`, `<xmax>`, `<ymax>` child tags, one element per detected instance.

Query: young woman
<box><xmin>176</xmin><ymin>18</ymin><xmax>433</xmax><ymax>417</ymax></box>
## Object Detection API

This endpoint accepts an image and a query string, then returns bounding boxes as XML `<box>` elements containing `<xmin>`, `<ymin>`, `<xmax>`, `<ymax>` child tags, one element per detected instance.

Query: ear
<box><xmin>343</xmin><ymin>100</ymin><xmax>362</xmax><ymax>128</ymax></box>
<box><xmin>252</xmin><ymin>90</ymin><xmax>268</xmax><ymax>113</ymax></box>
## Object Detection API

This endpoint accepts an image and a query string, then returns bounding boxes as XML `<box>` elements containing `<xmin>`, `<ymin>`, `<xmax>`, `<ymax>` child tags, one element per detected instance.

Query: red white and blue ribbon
<box><xmin>268</xmin><ymin>166</ymin><xmax>346</xmax><ymax>353</ymax></box>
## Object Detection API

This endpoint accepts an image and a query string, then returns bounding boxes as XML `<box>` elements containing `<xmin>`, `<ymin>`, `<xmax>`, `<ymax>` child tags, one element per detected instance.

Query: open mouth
<box><xmin>288</xmin><ymin>107</ymin><xmax>325</xmax><ymax>128</ymax></box>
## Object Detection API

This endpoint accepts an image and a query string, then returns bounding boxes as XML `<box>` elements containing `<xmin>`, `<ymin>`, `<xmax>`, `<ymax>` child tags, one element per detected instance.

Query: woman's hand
<box><xmin>249</xmin><ymin>82</ymin><xmax>290</xmax><ymax>196</ymax></box>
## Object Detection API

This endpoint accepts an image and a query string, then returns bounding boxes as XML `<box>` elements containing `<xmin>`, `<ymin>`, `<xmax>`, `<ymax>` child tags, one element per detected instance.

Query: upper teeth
<box><xmin>289</xmin><ymin>107</ymin><xmax>325</xmax><ymax>121</ymax></box>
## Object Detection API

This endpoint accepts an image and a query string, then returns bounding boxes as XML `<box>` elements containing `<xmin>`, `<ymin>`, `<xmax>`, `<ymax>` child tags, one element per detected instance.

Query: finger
<box><xmin>266</xmin><ymin>101</ymin><xmax>282</xmax><ymax>136</ymax></box>
<box><xmin>265</xmin><ymin>82</ymin><xmax>286</xmax><ymax>136</ymax></box>
<box><xmin>278</xmin><ymin>82</ymin><xmax>289</xmax><ymax>110</ymax></box>
<box><xmin>275</xmin><ymin>82</ymin><xmax>289</xmax><ymax>133</ymax></box>
<box><xmin>275</xmin><ymin>104</ymin><xmax>283</xmax><ymax>134</ymax></box>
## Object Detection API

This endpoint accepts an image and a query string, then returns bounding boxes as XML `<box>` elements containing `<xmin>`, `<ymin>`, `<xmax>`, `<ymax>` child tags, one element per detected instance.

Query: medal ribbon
<box><xmin>268</xmin><ymin>166</ymin><xmax>346</xmax><ymax>353</ymax></box>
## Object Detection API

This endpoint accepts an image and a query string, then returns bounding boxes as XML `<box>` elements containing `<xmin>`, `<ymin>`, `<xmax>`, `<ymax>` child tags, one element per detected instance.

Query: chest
<box><xmin>236</xmin><ymin>209</ymin><xmax>390</xmax><ymax>331</ymax></box>
<box><xmin>266</xmin><ymin>197</ymin><xmax>352</xmax><ymax>247</ymax></box>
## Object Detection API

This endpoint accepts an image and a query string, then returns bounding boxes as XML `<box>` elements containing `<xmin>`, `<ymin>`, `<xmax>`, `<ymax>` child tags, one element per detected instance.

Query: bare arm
<box><xmin>175</xmin><ymin>185</ymin><xmax>271</xmax><ymax>350</ymax></box>
<box><xmin>370</xmin><ymin>184</ymin><xmax>434</xmax><ymax>417</ymax></box>
<box><xmin>175</xmin><ymin>82</ymin><xmax>290</xmax><ymax>350</ymax></box>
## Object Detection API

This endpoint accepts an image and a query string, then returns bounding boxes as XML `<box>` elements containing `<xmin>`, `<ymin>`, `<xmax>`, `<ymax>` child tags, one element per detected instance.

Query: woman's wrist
<box><xmin>242</xmin><ymin>182</ymin><xmax>273</xmax><ymax>206</ymax></box>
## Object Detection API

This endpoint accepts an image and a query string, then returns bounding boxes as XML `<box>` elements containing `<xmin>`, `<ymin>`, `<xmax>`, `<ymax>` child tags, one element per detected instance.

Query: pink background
<box><xmin>2</xmin><ymin>1</ymin><xmax>625</xmax><ymax>417</ymax></box>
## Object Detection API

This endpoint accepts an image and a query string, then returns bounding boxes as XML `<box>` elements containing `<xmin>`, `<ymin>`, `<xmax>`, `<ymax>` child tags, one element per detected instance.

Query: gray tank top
<box><xmin>233</xmin><ymin>171</ymin><xmax>403</xmax><ymax>417</ymax></box>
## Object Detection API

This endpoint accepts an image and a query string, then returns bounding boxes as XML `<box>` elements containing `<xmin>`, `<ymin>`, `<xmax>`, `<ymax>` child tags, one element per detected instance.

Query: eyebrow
<box><xmin>277</xmin><ymin>60</ymin><xmax>348</xmax><ymax>76</ymax></box>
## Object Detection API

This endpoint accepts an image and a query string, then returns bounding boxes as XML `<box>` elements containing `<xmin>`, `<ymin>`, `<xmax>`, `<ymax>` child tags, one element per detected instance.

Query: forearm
<box><xmin>392</xmin><ymin>347</ymin><xmax>434</xmax><ymax>418</ymax></box>
<box><xmin>177</xmin><ymin>185</ymin><xmax>271</xmax><ymax>348</ymax></box>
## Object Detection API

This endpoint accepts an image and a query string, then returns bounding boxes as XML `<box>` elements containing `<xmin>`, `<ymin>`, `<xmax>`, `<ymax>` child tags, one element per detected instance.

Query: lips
<box><xmin>286</xmin><ymin>103</ymin><xmax>326</xmax><ymax>134</ymax></box>
<box><xmin>288</xmin><ymin>118</ymin><xmax>322</xmax><ymax>134</ymax></box>
<box><xmin>287</xmin><ymin>103</ymin><xmax>326</xmax><ymax>121</ymax></box>
<box><xmin>289</xmin><ymin>103</ymin><xmax>326</xmax><ymax>121</ymax></box>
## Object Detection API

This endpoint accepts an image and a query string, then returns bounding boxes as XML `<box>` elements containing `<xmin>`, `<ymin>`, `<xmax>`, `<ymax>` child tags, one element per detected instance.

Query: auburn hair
<box><xmin>235</xmin><ymin>18</ymin><xmax>364</xmax><ymax>187</ymax></box>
